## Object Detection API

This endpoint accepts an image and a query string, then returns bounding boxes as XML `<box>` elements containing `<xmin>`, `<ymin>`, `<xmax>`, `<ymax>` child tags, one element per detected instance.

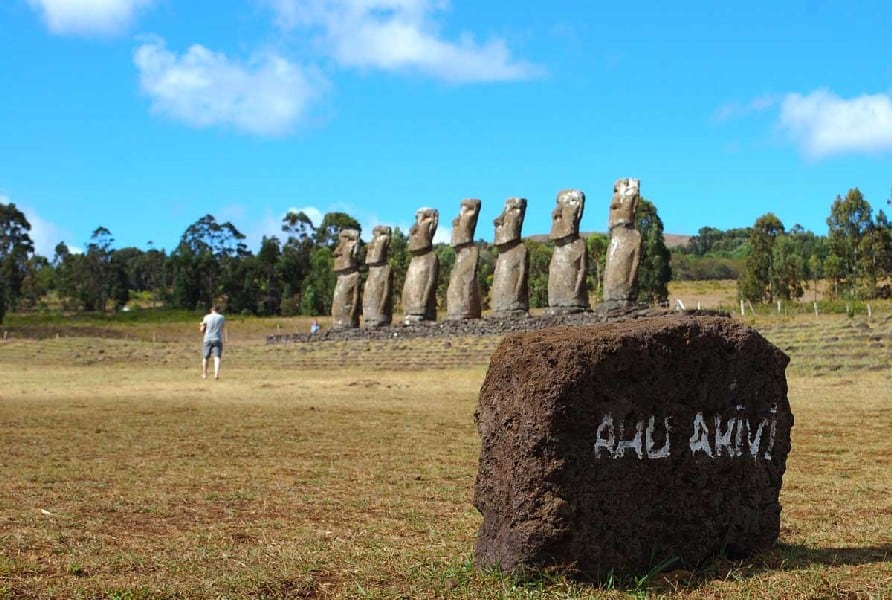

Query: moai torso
<box><xmin>603</xmin><ymin>178</ymin><xmax>642</xmax><ymax>306</ymax></box>
<box><xmin>331</xmin><ymin>228</ymin><xmax>362</xmax><ymax>329</ymax></box>
<box><xmin>401</xmin><ymin>208</ymin><xmax>440</xmax><ymax>323</ymax></box>
<box><xmin>447</xmin><ymin>199</ymin><xmax>482</xmax><ymax>320</ymax></box>
<box><xmin>490</xmin><ymin>198</ymin><xmax>529</xmax><ymax>317</ymax></box>
<box><xmin>547</xmin><ymin>189</ymin><xmax>589</xmax><ymax>314</ymax></box>
<box><xmin>363</xmin><ymin>225</ymin><xmax>393</xmax><ymax>328</ymax></box>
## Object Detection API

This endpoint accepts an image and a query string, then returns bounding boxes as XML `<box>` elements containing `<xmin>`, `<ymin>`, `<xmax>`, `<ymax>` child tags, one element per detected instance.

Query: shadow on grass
<box><xmin>751</xmin><ymin>542</ymin><xmax>891</xmax><ymax>570</ymax></box>
<box><xmin>480</xmin><ymin>543</ymin><xmax>892</xmax><ymax>597</ymax></box>
<box><xmin>645</xmin><ymin>543</ymin><xmax>892</xmax><ymax>594</ymax></box>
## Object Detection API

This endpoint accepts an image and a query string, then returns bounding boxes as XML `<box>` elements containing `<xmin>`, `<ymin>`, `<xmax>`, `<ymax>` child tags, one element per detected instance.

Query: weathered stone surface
<box><xmin>547</xmin><ymin>190</ymin><xmax>589</xmax><ymax>315</ymax></box>
<box><xmin>603</xmin><ymin>178</ymin><xmax>642</xmax><ymax>307</ymax></box>
<box><xmin>447</xmin><ymin>199</ymin><xmax>482</xmax><ymax>320</ymax></box>
<box><xmin>331</xmin><ymin>229</ymin><xmax>361</xmax><ymax>329</ymax></box>
<box><xmin>447</xmin><ymin>245</ymin><xmax>481</xmax><ymax>320</ymax></box>
<box><xmin>450</xmin><ymin>198</ymin><xmax>481</xmax><ymax>247</ymax></box>
<box><xmin>363</xmin><ymin>225</ymin><xmax>393</xmax><ymax>328</ymax></box>
<box><xmin>402</xmin><ymin>208</ymin><xmax>439</xmax><ymax>323</ymax></box>
<box><xmin>473</xmin><ymin>315</ymin><xmax>793</xmax><ymax>579</ymax></box>
<box><xmin>491</xmin><ymin>198</ymin><xmax>529</xmax><ymax>318</ymax></box>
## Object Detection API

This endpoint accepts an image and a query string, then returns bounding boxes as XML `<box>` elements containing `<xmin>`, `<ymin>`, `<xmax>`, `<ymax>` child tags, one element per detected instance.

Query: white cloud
<box><xmin>134</xmin><ymin>37</ymin><xmax>327</xmax><ymax>136</ymax></box>
<box><xmin>778</xmin><ymin>88</ymin><xmax>892</xmax><ymax>158</ymax></box>
<box><xmin>712</xmin><ymin>94</ymin><xmax>778</xmax><ymax>123</ymax></box>
<box><xmin>264</xmin><ymin>0</ymin><xmax>542</xmax><ymax>83</ymax></box>
<box><xmin>28</xmin><ymin>0</ymin><xmax>154</xmax><ymax>36</ymax></box>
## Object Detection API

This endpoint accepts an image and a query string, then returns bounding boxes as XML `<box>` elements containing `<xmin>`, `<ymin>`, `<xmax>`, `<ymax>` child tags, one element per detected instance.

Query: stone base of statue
<box><xmin>331</xmin><ymin>270</ymin><xmax>361</xmax><ymax>330</ymax></box>
<box><xmin>447</xmin><ymin>245</ymin><xmax>481</xmax><ymax>320</ymax></box>
<box><xmin>363</xmin><ymin>264</ymin><xmax>393</xmax><ymax>328</ymax></box>
<box><xmin>545</xmin><ymin>304</ymin><xmax>588</xmax><ymax>316</ymax></box>
<box><xmin>593</xmin><ymin>299</ymin><xmax>638</xmax><ymax>316</ymax></box>
<box><xmin>402</xmin><ymin>252</ymin><xmax>439</xmax><ymax>323</ymax></box>
<box><xmin>546</xmin><ymin>236</ymin><xmax>589</xmax><ymax>315</ymax></box>
<box><xmin>490</xmin><ymin>241</ymin><xmax>529</xmax><ymax>318</ymax></box>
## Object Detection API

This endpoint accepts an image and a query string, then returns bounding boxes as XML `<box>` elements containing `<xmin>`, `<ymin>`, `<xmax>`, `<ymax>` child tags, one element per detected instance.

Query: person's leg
<box><xmin>202</xmin><ymin>340</ymin><xmax>210</xmax><ymax>379</ymax></box>
<box><xmin>213</xmin><ymin>343</ymin><xmax>222</xmax><ymax>379</ymax></box>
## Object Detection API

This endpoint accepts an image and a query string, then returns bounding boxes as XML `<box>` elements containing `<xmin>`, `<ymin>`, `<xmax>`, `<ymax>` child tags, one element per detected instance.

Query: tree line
<box><xmin>5</xmin><ymin>187</ymin><xmax>888</xmax><ymax>323</ymax></box>
<box><xmin>670</xmin><ymin>187</ymin><xmax>892</xmax><ymax>304</ymax></box>
<box><xmin>0</xmin><ymin>199</ymin><xmax>673</xmax><ymax>323</ymax></box>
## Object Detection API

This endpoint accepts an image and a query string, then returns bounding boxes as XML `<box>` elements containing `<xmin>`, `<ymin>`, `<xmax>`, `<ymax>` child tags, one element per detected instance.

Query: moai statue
<box><xmin>331</xmin><ymin>228</ymin><xmax>362</xmax><ymax>329</ymax></box>
<box><xmin>446</xmin><ymin>199</ymin><xmax>482</xmax><ymax>320</ymax></box>
<box><xmin>546</xmin><ymin>189</ymin><xmax>589</xmax><ymax>315</ymax></box>
<box><xmin>602</xmin><ymin>178</ymin><xmax>642</xmax><ymax>307</ymax></box>
<box><xmin>490</xmin><ymin>198</ymin><xmax>529</xmax><ymax>318</ymax></box>
<box><xmin>363</xmin><ymin>225</ymin><xmax>393</xmax><ymax>328</ymax></box>
<box><xmin>401</xmin><ymin>208</ymin><xmax>439</xmax><ymax>323</ymax></box>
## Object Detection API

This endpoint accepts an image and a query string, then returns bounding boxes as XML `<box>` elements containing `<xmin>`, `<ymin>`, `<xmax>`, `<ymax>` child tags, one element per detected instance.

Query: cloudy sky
<box><xmin>1</xmin><ymin>0</ymin><xmax>890</xmax><ymax>255</ymax></box>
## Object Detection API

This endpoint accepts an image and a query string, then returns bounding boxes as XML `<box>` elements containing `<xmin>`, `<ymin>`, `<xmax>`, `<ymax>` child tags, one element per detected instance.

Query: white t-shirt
<box><xmin>202</xmin><ymin>312</ymin><xmax>225</xmax><ymax>342</ymax></box>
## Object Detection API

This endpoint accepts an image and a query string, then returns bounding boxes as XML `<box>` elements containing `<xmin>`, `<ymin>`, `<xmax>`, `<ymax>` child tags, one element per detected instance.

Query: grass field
<box><xmin>1</xmin><ymin>295</ymin><xmax>891</xmax><ymax>598</ymax></box>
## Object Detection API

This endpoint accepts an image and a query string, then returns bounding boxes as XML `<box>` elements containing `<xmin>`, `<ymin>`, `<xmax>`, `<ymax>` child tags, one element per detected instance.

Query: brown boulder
<box><xmin>473</xmin><ymin>315</ymin><xmax>792</xmax><ymax>579</ymax></box>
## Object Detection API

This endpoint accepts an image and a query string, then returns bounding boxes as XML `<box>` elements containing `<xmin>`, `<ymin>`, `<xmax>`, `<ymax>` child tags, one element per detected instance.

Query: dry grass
<box><xmin>1</xmin><ymin>318</ymin><xmax>891</xmax><ymax>598</ymax></box>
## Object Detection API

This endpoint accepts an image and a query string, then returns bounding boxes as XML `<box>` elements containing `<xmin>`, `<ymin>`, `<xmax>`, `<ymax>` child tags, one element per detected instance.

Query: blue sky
<box><xmin>1</xmin><ymin>0</ymin><xmax>890</xmax><ymax>256</ymax></box>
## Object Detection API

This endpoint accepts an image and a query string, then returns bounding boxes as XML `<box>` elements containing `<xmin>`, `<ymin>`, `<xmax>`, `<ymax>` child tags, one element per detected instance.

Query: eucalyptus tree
<box><xmin>635</xmin><ymin>198</ymin><xmax>672</xmax><ymax>306</ymax></box>
<box><xmin>0</xmin><ymin>202</ymin><xmax>35</xmax><ymax>322</ymax></box>
<box><xmin>738</xmin><ymin>213</ymin><xmax>785</xmax><ymax>303</ymax></box>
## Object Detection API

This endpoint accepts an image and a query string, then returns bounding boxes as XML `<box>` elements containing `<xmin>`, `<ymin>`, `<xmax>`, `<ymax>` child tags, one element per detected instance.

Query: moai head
<box><xmin>494</xmin><ymin>197</ymin><xmax>527</xmax><ymax>246</ymax></box>
<box><xmin>408</xmin><ymin>207</ymin><xmax>439</xmax><ymax>254</ymax></box>
<box><xmin>549</xmin><ymin>189</ymin><xmax>585</xmax><ymax>241</ymax></box>
<box><xmin>365</xmin><ymin>225</ymin><xmax>392</xmax><ymax>266</ymax></box>
<box><xmin>609</xmin><ymin>178</ymin><xmax>640</xmax><ymax>230</ymax></box>
<box><xmin>332</xmin><ymin>228</ymin><xmax>361</xmax><ymax>272</ymax></box>
<box><xmin>451</xmin><ymin>199</ymin><xmax>482</xmax><ymax>247</ymax></box>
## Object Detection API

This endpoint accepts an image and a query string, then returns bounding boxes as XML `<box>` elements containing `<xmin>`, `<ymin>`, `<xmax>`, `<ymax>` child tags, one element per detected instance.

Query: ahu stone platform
<box><xmin>266</xmin><ymin>307</ymin><xmax>732</xmax><ymax>344</ymax></box>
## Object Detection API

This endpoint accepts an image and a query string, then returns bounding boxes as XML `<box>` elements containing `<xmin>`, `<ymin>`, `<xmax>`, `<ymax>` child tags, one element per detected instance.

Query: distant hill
<box><xmin>525</xmin><ymin>232</ymin><xmax>691</xmax><ymax>248</ymax></box>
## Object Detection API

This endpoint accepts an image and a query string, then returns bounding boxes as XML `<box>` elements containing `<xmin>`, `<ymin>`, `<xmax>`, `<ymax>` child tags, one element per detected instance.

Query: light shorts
<box><xmin>203</xmin><ymin>339</ymin><xmax>223</xmax><ymax>359</ymax></box>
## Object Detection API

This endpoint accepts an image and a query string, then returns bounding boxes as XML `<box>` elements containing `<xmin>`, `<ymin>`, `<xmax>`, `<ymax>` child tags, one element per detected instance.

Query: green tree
<box><xmin>635</xmin><ymin>199</ymin><xmax>672</xmax><ymax>306</ymax></box>
<box><xmin>434</xmin><ymin>244</ymin><xmax>455</xmax><ymax>311</ymax></box>
<box><xmin>0</xmin><ymin>203</ymin><xmax>35</xmax><ymax>323</ymax></box>
<box><xmin>315</xmin><ymin>212</ymin><xmax>361</xmax><ymax>249</ymax></box>
<box><xmin>299</xmin><ymin>247</ymin><xmax>335</xmax><ymax>315</ymax></box>
<box><xmin>388</xmin><ymin>227</ymin><xmax>410</xmax><ymax>314</ymax></box>
<box><xmin>826</xmin><ymin>188</ymin><xmax>873</xmax><ymax>298</ymax></box>
<box><xmin>257</xmin><ymin>236</ymin><xmax>282</xmax><ymax>315</ymax></box>
<box><xmin>770</xmin><ymin>235</ymin><xmax>805</xmax><ymax>301</ymax></box>
<box><xmin>525</xmin><ymin>239</ymin><xmax>552</xmax><ymax>309</ymax></box>
<box><xmin>476</xmin><ymin>241</ymin><xmax>496</xmax><ymax>311</ymax></box>
<box><xmin>586</xmin><ymin>233</ymin><xmax>608</xmax><ymax>300</ymax></box>
<box><xmin>807</xmin><ymin>254</ymin><xmax>823</xmax><ymax>302</ymax></box>
<box><xmin>860</xmin><ymin>209</ymin><xmax>892</xmax><ymax>295</ymax></box>
<box><xmin>279</xmin><ymin>211</ymin><xmax>316</xmax><ymax>313</ymax></box>
<box><xmin>172</xmin><ymin>215</ymin><xmax>247</xmax><ymax>309</ymax></box>
<box><xmin>19</xmin><ymin>254</ymin><xmax>53</xmax><ymax>310</ymax></box>
<box><xmin>738</xmin><ymin>213</ymin><xmax>784</xmax><ymax>303</ymax></box>
<box><xmin>823</xmin><ymin>253</ymin><xmax>844</xmax><ymax>300</ymax></box>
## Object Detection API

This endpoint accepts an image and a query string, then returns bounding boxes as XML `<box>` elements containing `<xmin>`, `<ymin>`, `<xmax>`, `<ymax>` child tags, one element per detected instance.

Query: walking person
<box><xmin>200</xmin><ymin>305</ymin><xmax>225</xmax><ymax>380</ymax></box>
